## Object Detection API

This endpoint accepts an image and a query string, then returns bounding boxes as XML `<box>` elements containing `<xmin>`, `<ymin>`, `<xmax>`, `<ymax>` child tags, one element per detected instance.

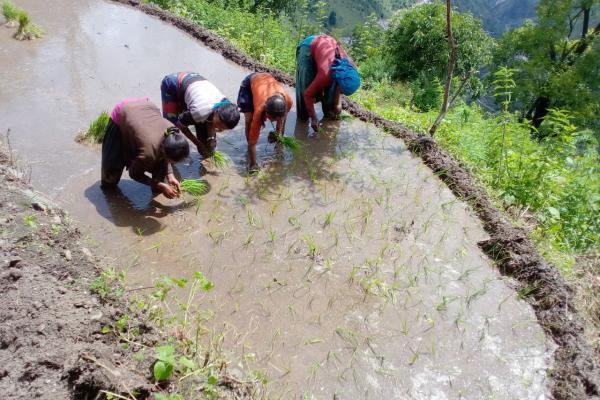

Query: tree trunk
<box><xmin>429</xmin><ymin>0</ymin><xmax>457</xmax><ymax>136</ymax></box>
<box><xmin>528</xmin><ymin>96</ymin><xmax>551</xmax><ymax>133</ymax></box>
<box><xmin>582</xmin><ymin>7</ymin><xmax>590</xmax><ymax>39</ymax></box>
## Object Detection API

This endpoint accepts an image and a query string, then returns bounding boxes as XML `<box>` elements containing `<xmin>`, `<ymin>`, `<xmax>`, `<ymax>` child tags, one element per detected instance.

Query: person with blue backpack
<box><xmin>296</xmin><ymin>35</ymin><xmax>361</xmax><ymax>133</ymax></box>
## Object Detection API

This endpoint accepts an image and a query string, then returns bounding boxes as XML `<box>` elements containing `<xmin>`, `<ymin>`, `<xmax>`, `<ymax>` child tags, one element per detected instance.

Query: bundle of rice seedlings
<box><xmin>180</xmin><ymin>179</ymin><xmax>208</xmax><ymax>196</ymax></box>
<box><xmin>13</xmin><ymin>11</ymin><xmax>43</xmax><ymax>41</ymax></box>
<box><xmin>211</xmin><ymin>150</ymin><xmax>230</xmax><ymax>169</ymax></box>
<box><xmin>78</xmin><ymin>111</ymin><xmax>109</xmax><ymax>143</ymax></box>
<box><xmin>2</xmin><ymin>2</ymin><xmax>19</xmax><ymax>26</ymax></box>
<box><xmin>277</xmin><ymin>135</ymin><xmax>302</xmax><ymax>152</ymax></box>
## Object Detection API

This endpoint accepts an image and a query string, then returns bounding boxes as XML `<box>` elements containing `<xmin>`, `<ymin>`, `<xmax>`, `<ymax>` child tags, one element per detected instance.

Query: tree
<box><xmin>384</xmin><ymin>3</ymin><xmax>494</xmax><ymax>86</ymax></box>
<box><xmin>430</xmin><ymin>0</ymin><xmax>458</xmax><ymax>136</ymax></box>
<box><xmin>350</xmin><ymin>13</ymin><xmax>383</xmax><ymax>62</ymax></box>
<box><xmin>492</xmin><ymin>0</ymin><xmax>600</xmax><ymax>133</ymax></box>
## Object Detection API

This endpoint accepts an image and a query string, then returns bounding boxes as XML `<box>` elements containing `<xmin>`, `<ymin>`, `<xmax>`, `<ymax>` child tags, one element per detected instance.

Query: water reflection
<box><xmin>84</xmin><ymin>179</ymin><xmax>192</xmax><ymax>236</ymax></box>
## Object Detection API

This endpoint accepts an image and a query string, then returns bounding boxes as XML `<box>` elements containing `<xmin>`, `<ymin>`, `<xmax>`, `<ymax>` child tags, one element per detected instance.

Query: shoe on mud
<box><xmin>248</xmin><ymin>164</ymin><xmax>260</xmax><ymax>175</ymax></box>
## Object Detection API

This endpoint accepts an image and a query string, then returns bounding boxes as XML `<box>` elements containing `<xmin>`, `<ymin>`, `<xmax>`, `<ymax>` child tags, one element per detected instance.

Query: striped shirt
<box><xmin>185</xmin><ymin>80</ymin><xmax>226</xmax><ymax>124</ymax></box>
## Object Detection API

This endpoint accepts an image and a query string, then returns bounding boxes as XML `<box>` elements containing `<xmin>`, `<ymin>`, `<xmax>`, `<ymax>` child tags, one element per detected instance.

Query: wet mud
<box><xmin>0</xmin><ymin>0</ymin><xmax>596</xmax><ymax>398</ymax></box>
<box><xmin>108</xmin><ymin>1</ymin><xmax>600</xmax><ymax>398</ymax></box>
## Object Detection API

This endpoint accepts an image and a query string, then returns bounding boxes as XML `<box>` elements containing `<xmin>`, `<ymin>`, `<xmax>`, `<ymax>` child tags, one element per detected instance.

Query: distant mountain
<box><xmin>326</xmin><ymin>0</ymin><xmax>538</xmax><ymax>37</ymax></box>
<box><xmin>453</xmin><ymin>0</ymin><xmax>538</xmax><ymax>36</ymax></box>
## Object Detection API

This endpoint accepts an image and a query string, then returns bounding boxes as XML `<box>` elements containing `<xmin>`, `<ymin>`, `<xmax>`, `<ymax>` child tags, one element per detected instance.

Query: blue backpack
<box><xmin>331</xmin><ymin>52</ymin><xmax>361</xmax><ymax>96</ymax></box>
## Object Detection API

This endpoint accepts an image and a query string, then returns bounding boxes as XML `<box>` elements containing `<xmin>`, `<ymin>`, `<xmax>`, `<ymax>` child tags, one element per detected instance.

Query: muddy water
<box><xmin>1</xmin><ymin>1</ymin><xmax>554</xmax><ymax>398</ymax></box>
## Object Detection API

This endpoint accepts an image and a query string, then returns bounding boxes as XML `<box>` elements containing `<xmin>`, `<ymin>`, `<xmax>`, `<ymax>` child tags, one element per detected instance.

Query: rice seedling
<box><xmin>217</xmin><ymin>179</ymin><xmax>230</xmax><ymax>196</ymax></box>
<box><xmin>208</xmin><ymin>230</ymin><xmax>227</xmax><ymax>245</ymax></box>
<box><xmin>277</xmin><ymin>134</ymin><xmax>302</xmax><ymax>152</ymax></box>
<box><xmin>302</xmin><ymin>234</ymin><xmax>319</xmax><ymax>260</ymax></box>
<box><xmin>408</xmin><ymin>347</ymin><xmax>420</xmax><ymax>366</ymax></box>
<box><xmin>246</xmin><ymin>208</ymin><xmax>261</xmax><ymax>228</ymax></box>
<box><xmin>268</xmin><ymin>227</ymin><xmax>278</xmax><ymax>244</ymax></box>
<box><xmin>211</xmin><ymin>150</ymin><xmax>230</xmax><ymax>169</ymax></box>
<box><xmin>77</xmin><ymin>111</ymin><xmax>109</xmax><ymax>143</ymax></box>
<box><xmin>2</xmin><ymin>1</ymin><xmax>19</xmax><ymax>25</ymax></box>
<box><xmin>13</xmin><ymin>10</ymin><xmax>43</xmax><ymax>40</ymax></box>
<box><xmin>288</xmin><ymin>215</ymin><xmax>302</xmax><ymax>230</ymax></box>
<box><xmin>238</xmin><ymin>194</ymin><xmax>250</xmax><ymax>207</ymax></box>
<box><xmin>243</xmin><ymin>233</ymin><xmax>254</xmax><ymax>248</ymax></box>
<box><xmin>334</xmin><ymin>327</ymin><xmax>359</xmax><ymax>352</ymax></box>
<box><xmin>323</xmin><ymin>211</ymin><xmax>335</xmax><ymax>228</ymax></box>
<box><xmin>180</xmin><ymin>179</ymin><xmax>208</xmax><ymax>196</ymax></box>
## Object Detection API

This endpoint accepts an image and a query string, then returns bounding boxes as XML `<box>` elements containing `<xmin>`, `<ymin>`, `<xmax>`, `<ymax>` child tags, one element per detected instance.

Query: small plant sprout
<box><xmin>23</xmin><ymin>214</ymin><xmax>37</xmax><ymax>229</ymax></box>
<box><xmin>180</xmin><ymin>179</ymin><xmax>208</xmax><ymax>196</ymax></box>
<box><xmin>288</xmin><ymin>215</ymin><xmax>302</xmax><ymax>230</ymax></box>
<box><xmin>211</xmin><ymin>150</ymin><xmax>230</xmax><ymax>169</ymax></box>
<box><xmin>302</xmin><ymin>234</ymin><xmax>319</xmax><ymax>260</ymax></box>
<box><xmin>268</xmin><ymin>227</ymin><xmax>278</xmax><ymax>245</ymax></box>
<box><xmin>2</xmin><ymin>2</ymin><xmax>19</xmax><ymax>26</ymax></box>
<box><xmin>13</xmin><ymin>10</ymin><xmax>43</xmax><ymax>41</ymax></box>
<box><xmin>246</xmin><ymin>208</ymin><xmax>261</xmax><ymax>228</ymax></box>
<box><xmin>243</xmin><ymin>232</ymin><xmax>254</xmax><ymax>248</ymax></box>
<box><xmin>77</xmin><ymin>111</ymin><xmax>109</xmax><ymax>143</ymax></box>
<box><xmin>323</xmin><ymin>211</ymin><xmax>335</xmax><ymax>228</ymax></box>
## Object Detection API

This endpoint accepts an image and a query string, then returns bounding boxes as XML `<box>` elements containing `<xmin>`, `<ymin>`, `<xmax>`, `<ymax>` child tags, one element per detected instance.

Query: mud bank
<box><xmin>0</xmin><ymin>149</ymin><xmax>152</xmax><ymax>399</ymax></box>
<box><xmin>0</xmin><ymin>148</ymin><xmax>254</xmax><ymax>399</ymax></box>
<box><xmin>111</xmin><ymin>1</ymin><xmax>600</xmax><ymax>398</ymax></box>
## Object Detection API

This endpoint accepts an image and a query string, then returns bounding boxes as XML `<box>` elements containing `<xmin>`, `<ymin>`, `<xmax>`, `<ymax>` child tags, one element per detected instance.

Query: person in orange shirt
<box><xmin>237</xmin><ymin>72</ymin><xmax>293</xmax><ymax>173</ymax></box>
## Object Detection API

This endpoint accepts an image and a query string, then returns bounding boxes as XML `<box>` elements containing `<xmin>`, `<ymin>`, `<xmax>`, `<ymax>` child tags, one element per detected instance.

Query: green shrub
<box><xmin>410</xmin><ymin>72</ymin><xmax>443</xmax><ymax>112</ymax></box>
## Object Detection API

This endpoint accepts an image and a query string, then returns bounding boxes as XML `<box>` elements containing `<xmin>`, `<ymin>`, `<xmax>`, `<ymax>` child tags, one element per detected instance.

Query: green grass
<box><xmin>353</xmin><ymin>83</ymin><xmax>600</xmax><ymax>268</ymax></box>
<box><xmin>180</xmin><ymin>179</ymin><xmax>208</xmax><ymax>196</ymax></box>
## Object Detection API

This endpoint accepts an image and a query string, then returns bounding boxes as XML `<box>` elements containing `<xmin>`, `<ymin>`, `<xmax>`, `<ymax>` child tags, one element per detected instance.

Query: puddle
<box><xmin>0</xmin><ymin>0</ymin><xmax>555</xmax><ymax>398</ymax></box>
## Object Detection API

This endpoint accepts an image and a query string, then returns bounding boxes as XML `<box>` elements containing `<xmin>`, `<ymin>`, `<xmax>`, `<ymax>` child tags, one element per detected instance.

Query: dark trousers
<box><xmin>101</xmin><ymin>120</ymin><xmax>168</xmax><ymax>189</ymax></box>
<box><xmin>101</xmin><ymin>119</ymin><xmax>125</xmax><ymax>187</ymax></box>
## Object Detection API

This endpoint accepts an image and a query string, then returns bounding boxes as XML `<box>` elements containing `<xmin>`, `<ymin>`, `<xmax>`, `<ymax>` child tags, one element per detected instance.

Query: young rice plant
<box><xmin>180</xmin><ymin>179</ymin><xmax>208</xmax><ymax>196</ymax></box>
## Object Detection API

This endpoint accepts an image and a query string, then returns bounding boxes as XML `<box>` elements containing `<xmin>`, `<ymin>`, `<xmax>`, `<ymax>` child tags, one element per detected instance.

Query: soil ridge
<box><xmin>110</xmin><ymin>1</ymin><xmax>600</xmax><ymax>398</ymax></box>
<box><xmin>0</xmin><ymin>147</ymin><xmax>156</xmax><ymax>399</ymax></box>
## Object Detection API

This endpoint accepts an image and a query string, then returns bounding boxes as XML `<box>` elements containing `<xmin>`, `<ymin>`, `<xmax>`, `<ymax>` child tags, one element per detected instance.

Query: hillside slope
<box><xmin>326</xmin><ymin>0</ymin><xmax>538</xmax><ymax>36</ymax></box>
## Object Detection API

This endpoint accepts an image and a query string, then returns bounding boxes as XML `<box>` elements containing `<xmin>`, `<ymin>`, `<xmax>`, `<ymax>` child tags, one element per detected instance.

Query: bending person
<box><xmin>237</xmin><ymin>72</ymin><xmax>293</xmax><ymax>173</ymax></box>
<box><xmin>296</xmin><ymin>35</ymin><xmax>361</xmax><ymax>133</ymax></box>
<box><xmin>101</xmin><ymin>100</ymin><xmax>189</xmax><ymax>199</ymax></box>
<box><xmin>161</xmin><ymin>72</ymin><xmax>240</xmax><ymax>157</ymax></box>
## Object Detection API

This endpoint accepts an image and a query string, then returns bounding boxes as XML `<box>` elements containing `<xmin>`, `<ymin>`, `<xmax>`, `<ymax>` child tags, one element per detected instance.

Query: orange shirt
<box><xmin>247</xmin><ymin>73</ymin><xmax>293</xmax><ymax>146</ymax></box>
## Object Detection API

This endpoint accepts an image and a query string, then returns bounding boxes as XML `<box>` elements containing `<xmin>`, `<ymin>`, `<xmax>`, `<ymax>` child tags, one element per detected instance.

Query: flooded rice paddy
<box><xmin>0</xmin><ymin>0</ymin><xmax>555</xmax><ymax>398</ymax></box>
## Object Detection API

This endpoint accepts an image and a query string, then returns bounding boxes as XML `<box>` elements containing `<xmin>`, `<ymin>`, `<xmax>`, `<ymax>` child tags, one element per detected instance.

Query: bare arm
<box><xmin>275</xmin><ymin>114</ymin><xmax>287</xmax><ymax>134</ymax></box>
<box><xmin>177</xmin><ymin>121</ymin><xmax>212</xmax><ymax>157</ymax></box>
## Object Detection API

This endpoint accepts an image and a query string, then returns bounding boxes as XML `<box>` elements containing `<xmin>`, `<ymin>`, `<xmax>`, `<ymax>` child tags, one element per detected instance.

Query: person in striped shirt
<box><xmin>160</xmin><ymin>72</ymin><xmax>240</xmax><ymax>158</ymax></box>
<box><xmin>237</xmin><ymin>72</ymin><xmax>293</xmax><ymax>173</ymax></box>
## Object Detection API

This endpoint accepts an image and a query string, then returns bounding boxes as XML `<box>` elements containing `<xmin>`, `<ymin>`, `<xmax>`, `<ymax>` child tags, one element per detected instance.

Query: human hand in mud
<box><xmin>157</xmin><ymin>182</ymin><xmax>178</xmax><ymax>199</ymax></box>
<box><xmin>166</xmin><ymin>173</ymin><xmax>181</xmax><ymax>193</ymax></box>
<box><xmin>310</xmin><ymin>117</ymin><xmax>320</xmax><ymax>135</ymax></box>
